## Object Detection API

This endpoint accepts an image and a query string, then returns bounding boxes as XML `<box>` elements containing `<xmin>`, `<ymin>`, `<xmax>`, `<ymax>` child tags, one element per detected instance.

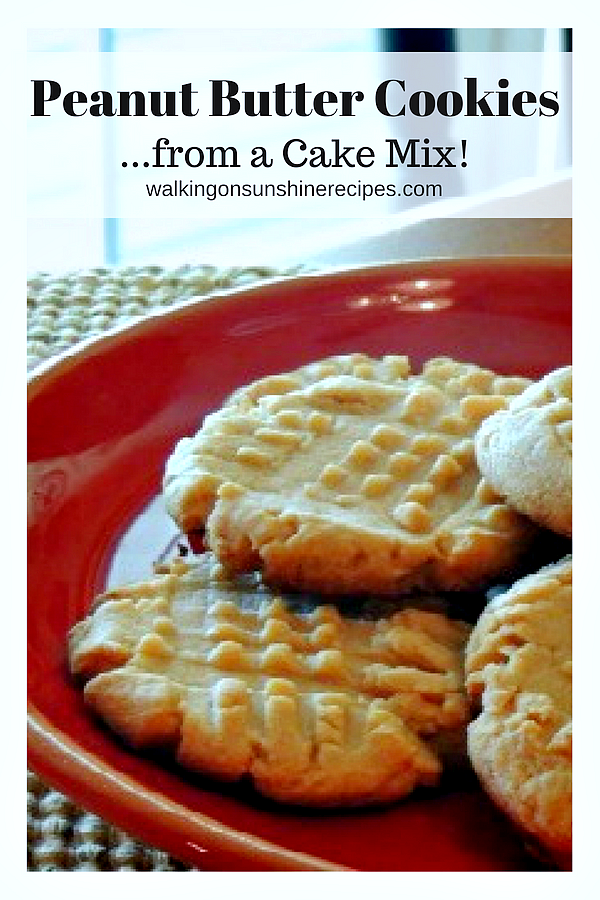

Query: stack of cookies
<box><xmin>68</xmin><ymin>354</ymin><xmax>572</xmax><ymax>868</ymax></box>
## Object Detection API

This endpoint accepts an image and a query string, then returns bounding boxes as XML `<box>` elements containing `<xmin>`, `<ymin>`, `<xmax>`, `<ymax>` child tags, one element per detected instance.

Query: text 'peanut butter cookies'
<box><xmin>475</xmin><ymin>366</ymin><xmax>572</xmax><ymax>536</ymax></box>
<box><xmin>69</xmin><ymin>554</ymin><xmax>471</xmax><ymax>807</ymax></box>
<box><xmin>164</xmin><ymin>354</ymin><xmax>534</xmax><ymax>596</ymax></box>
<box><xmin>465</xmin><ymin>556</ymin><xmax>572</xmax><ymax>868</ymax></box>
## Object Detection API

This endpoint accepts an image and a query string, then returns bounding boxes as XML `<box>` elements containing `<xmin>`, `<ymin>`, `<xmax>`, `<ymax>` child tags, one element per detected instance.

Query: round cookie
<box><xmin>475</xmin><ymin>366</ymin><xmax>572</xmax><ymax>536</ymax></box>
<box><xmin>164</xmin><ymin>354</ymin><xmax>535</xmax><ymax>597</ymax></box>
<box><xmin>69</xmin><ymin>554</ymin><xmax>472</xmax><ymax>808</ymax></box>
<box><xmin>465</xmin><ymin>556</ymin><xmax>572</xmax><ymax>868</ymax></box>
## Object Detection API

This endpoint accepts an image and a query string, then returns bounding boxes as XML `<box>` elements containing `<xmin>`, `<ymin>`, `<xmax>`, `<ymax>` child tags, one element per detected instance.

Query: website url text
<box><xmin>145</xmin><ymin>179</ymin><xmax>443</xmax><ymax>201</ymax></box>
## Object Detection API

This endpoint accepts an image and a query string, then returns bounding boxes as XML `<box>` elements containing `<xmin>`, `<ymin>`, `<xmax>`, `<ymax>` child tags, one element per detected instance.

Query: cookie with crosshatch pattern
<box><xmin>164</xmin><ymin>353</ymin><xmax>535</xmax><ymax>596</ymax></box>
<box><xmin>465</xmin><ymin>556</ymin><xmax>572</xmax><ymax>869</ymax></box>
<box><xmin>475</xmin><ymin>366</ymin><xmax>572</xmax><ymax>537</ymax></box>
<box><xmin>68</xmin><ymin>554</ymin><xmax>472</xmax><ymax>807</ymax></box>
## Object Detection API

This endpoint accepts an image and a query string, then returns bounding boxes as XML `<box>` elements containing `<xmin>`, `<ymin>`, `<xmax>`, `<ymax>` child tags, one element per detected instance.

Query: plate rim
<box><xmin>27</xmin><ymin>705</ymin><xmax>347</xmax><ymax>871</ymax></box>
<box><xmin>28</xmin><ymin>255</ymin><xmax>571</xmax><ymax>396</ymax></box>
<box><xmin>28</xmin><ymin>254</ymin><xmax>571</xmax><ymax>871</ymax></box>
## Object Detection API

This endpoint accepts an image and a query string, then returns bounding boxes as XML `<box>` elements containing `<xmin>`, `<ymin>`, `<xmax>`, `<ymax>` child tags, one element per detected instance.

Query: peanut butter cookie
<box><xmin>475</xmin><ymin>366</ymin><xmax>572</xmax><ymax>536</ymax></box>
<box><xmin>69</xmin><ymin>554</ymin><xmax>472</xmax><ymax>807</ymax></box>
<box><xmin>465</xmin><ymin>556</ymin><xmax>572</xmax><ymax>868</ymax></box>
<box><xmin>164</xmin><ymin>355</ymin><xmax>535</xmax><ymax>596</ymax></box>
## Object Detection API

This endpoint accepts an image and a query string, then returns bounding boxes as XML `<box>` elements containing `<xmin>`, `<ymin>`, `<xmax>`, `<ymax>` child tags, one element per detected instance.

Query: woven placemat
<box><xmin>27</xmin><ymin>263</ymin><xmax>288</xmax><ymax>871</ymax></box>
<box><xmin>27</xmin><ymin>264</ymin><xmax>291</xmax><ymax>370</ymax></box>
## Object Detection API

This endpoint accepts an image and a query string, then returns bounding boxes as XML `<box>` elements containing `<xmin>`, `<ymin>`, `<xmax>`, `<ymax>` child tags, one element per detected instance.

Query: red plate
<box><xmin>28</xmin><ymin>258</ymin><xmax>572</xmax><ymax>871</ymax></box>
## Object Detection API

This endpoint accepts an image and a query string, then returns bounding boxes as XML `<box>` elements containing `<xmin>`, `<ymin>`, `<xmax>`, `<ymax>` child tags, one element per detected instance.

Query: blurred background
<box><xmin>27</xmin><ymin>28</ymin><xmax>572</xmax><ymax>274</ymax></box>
